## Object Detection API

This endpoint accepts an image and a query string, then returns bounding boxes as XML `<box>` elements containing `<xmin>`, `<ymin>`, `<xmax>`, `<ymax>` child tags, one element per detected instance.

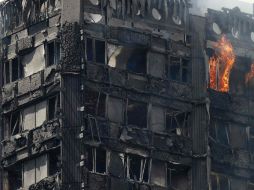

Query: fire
<box><xmin>245</xmin><ymin>63</ymin><xmax>254</xmax><ymax>84</ymax></box>
<box><xmin>209</xmin><ymin>56</ymin><xmax>218</xmax><ymax>90</ymax></box>
<box><xmin>209</xmin><ymin>35</ymin><xmax>236</xmax><ymax>92</ymax></box>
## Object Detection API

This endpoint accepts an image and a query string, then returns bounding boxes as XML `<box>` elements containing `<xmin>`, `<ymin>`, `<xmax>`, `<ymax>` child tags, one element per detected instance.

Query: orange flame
<box><xmin>245</xmin><ymin>63</ymin><xmax>254</xmax><ymax>84</ymax></box>
<box><xmin>209</xmin><ymin>56</ymin><xmax>218</xmax><ymax>90</ymax></box>
<box><xmin>209</xmin><ymin>35</ymin><xmax>236</xmax><ymax>92</ymax></box>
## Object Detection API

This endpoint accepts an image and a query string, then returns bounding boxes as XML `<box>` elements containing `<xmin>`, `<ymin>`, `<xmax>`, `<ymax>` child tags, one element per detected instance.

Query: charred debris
<box><xmin>0</xmin><ymin>0</ymin><xmax>253</xmax><ymax>190</ymax></box>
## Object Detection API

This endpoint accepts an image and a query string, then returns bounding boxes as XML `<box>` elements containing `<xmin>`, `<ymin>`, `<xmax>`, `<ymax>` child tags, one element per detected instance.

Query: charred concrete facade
<box><xmin>1</xmin><ymin>0</ymin><xmax>251</xmax><ymax>190</ymax></box>
<box><xmin>206</xmin><ymin>8</ymin><xmax>254</xmax><ymax>190</ymax></box>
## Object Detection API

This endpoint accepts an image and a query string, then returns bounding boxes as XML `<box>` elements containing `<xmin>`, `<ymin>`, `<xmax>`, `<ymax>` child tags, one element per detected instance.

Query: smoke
<box><xmin>190</xmin><ymin>0</ymin><xmax>253</xmax><ymax>16</ymax></box>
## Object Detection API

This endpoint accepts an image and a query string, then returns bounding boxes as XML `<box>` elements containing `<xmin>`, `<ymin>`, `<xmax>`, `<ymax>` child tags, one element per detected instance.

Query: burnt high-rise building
<box><xmin>0</xmin><ymin>0</ymin><xmax>253</xmax><ymax>190</ymax></box>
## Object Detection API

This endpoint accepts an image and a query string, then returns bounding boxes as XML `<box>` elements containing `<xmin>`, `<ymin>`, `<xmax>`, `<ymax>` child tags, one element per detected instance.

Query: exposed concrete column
<box><xmin>61</xmin><ymin>0</ymin><xmax>83</xmax><ymax>24</ymax></box>
<box><xmin>190</xmin><ymin>15</ymin><xmax>209</xmax><ymax>190</ymax></box>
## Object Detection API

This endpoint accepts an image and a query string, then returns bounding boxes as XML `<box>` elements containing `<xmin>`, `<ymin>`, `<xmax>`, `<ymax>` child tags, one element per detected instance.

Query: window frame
<box><xmin>167</xmin><ymin>56</ymin><xmax>190</xmax><ymax>83</ymax></box>
<box><xmin>126</xmin><ymin>154</ymin><xmax>151</xmax><ymax>183</ymax></box>
<box><xmin>215</xmin><ymin>120</ymin><xmax>230</xmax><ymax>146</ymax></box>
<box><xmin>126</xmin><ymin>99</ymin><xmax>148</xmax><ymax>128</ymax></box>
<box><xmin>5</xmin><ymin>94</ymin><xmax>60</xmax><ymax>138</ymax></box>
<box><xmin>165</xmin><ymin>108</ymin><xmax>190</xmax><ymax>136</ymax></box>
<box><xmin>85</xmin><ymin>37</ymin><xmax>106</xmax><ymax>65</ymax></box>
<box><xmin>22</xmin><ymin>154</ymin><xmax>49</xmax><ymax>188</ymax></box>
<box><xmin>3</xmin><ymin>57</ymin><xmax>24</xmax><ymax>85</ymax></box>
<box><xmin>86</xmin><ymin>147</ymin><xmax>108</xmax><ymax>174</ymax></box>
<box><xmin>47</xmin><ymin>94</ymin><xmax>60</xmax><ymax>121</ymax></box>
<box><xmin>46</xmin><ymin>39</ymin><xmax>61</xmax><ymax>66</ymax></box>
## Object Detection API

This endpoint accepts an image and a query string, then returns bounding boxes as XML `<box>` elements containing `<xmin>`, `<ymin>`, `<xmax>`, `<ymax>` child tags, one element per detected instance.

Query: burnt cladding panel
<box><xmin>62</xmin><ymin>75</ymin><xmax>82</xmax><ymax>189</ymax></box>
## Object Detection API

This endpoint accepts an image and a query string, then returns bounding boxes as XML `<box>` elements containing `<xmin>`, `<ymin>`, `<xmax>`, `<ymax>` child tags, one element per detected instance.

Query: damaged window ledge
<box><xmin>2</xmin><ymin>119</ymin><xmax>60</xmax><ymax>158</ymax></box>
<box><xmin>153</xmin><ymin>130</ymin><xmax>191</xmax><ymax>139</ymax></box>
<box><xmin>2</xmin><ymin>75</ymin><xmax>60</xmax><ymax>108</ymax></box>
<box><xmin>28</xmin><ymin>172</ymin><xmax>61</xmax><ymax>190</ymax></box>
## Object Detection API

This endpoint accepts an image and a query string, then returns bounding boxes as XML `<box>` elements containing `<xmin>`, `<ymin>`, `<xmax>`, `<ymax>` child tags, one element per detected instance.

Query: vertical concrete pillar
<box><xmin>61</xmin><ymin>0</ymin><xmax>83</xmax><ymax>24</ymax></box>
<box><xmin>190</xmin><ymin>15</ymin><xmax>209</xmax><ymax>190</ymax></box>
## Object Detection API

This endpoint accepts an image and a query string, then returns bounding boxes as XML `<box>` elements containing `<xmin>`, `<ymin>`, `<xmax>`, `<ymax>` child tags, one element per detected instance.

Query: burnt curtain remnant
<box><xmin>0</xmin><ymin>0</ymin><xmax>252</xmax><ymax>190</ymax></box>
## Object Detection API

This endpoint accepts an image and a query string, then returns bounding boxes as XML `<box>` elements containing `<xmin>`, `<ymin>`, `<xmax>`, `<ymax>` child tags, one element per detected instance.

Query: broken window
<box><xmin>166</xmin><ymin>109</ymin><xmax>190</xmax><ymax>136</ymax></box>
<box><xmin>4</xmin><ymin>61</ymin><xmax>10</xmax><ymax>84</ymax></box>
<box><xmin>23</xmin><ymin>101</ymin><xmax>47</xmax><ymax>130</ymax></box>
<box><xmin>86</xmin><ymin>38</ymin><xmax>93</xmax><ymax>62</ymax></box>
<box><xmin>35</xmin><ymin>101</ymin><xmax>47</xmax><ymax>127</ymax></box>
<box><xmin>107</xmin><ymin>96</ymin><xmax>124</xmax><ymax>123</ymax></box>
<box><xmin>9</xmin><ymin>111</ymin><xmax>22</xmax><ymax>136</ymax></box>
<box><xmin>127</xmin><ymin>154</ymin><xmax>150</xmax><ymax>183</ymax></box>
<box><xmin>127</xmin><ymin>48</ymin><xmax>147</xmax><ymax>74</ymax></box>
<box><xmin>87</xmin><ymin>147</ymin><xmax>94</xmax><ymax>172</ymax></box>
<box><xmin>23</xmin><ymin>105</ymin><xmax>36</xmax><ymax>131</ymax></box>
<box><xmin>216</xmin><ymin>120</ymin><xmax>229</xmax><ymax>146</ymax></box>
<box><xmin>147</xmin><ymin>52</ymin><xmax>166</xmax><ymax>78</ymax></box>
<box><xmin>150</xmin><ymin>160</ymin><xmax>166</xmax><ymax>187</ymax></box>
<box><xmin>128</xmin><ymin>154</ymin><xmax>141</xmax><ymax>181</ymax></box>
<box><xmin>167</xmin><ymin>57</ymin><xmax>190</xmax><ymax>83</ymax></box>
<box><xmin>48</xmin><ymin>95</ymin><xmax>60</xmax><ymax>120</ymax></box>
<box><xmin>127</xmin><ymin>100</ymin><xmax>147</xmax><ymax>128</ymax></box>
<box><xmin>23</xmin><ymin>155</ymin><xmax>48</xmax><ymax>188</ymax></box>
<box><xmin>12</xmin><ymin>57</ymin><xmax>24</xmax><ymax>82</ymax></box>
<box><xmin>49</xmin><ymin>149</ymin><xmax>60</xmax><ymax>175</ymax></box>
<box><xmin>86</xmin><ymin>147</ymin><xmax>107</xmax><ymax>174</ymax></box>
<box><xmin>150</xmin><ymin>106</ymin><xmax>165</xmax><ymax>132</ymax></box>
<box><xmin>6</xmin><ymin>164</ymin><xmax>22</xmax><ymax>190</ymax></box>
<box><xmin>85</xmin><ymin>116</ymin><xmax>101</xmax><ymax>142</ymax></box>
<box><xmin>86</xmin><ymin>38</ymin><xmax>105</xmax><ymax>64</ymax></box>
<box><xmin>108</xmin><ymin>152</ymin><xmax>125</xmax><ymax>178</ymax></box>
<box><xmin>96</xmin><ymin>148</ymin><xmax>107</xmax><ymax>173</ymax></box>
<box><xmin>229</xmin><ymin>124</ymin><xmax>247</xmax><ymax>149</ymax></box>
<box><xmin>29</xmin><ymin>0</ymin><xmax>50</xmax><ymax>23</ymax></box>
<box><xmin>12</xmin><ymin>58</ymin><xmax>19</xmax><ymax>82</ymax></box>
<box><xmin>48</xmin><ymin>0</ymin><xmax>61</xmax><ymax>13</ymax></box>
<box><xmin>47</xmin><ymin>40</ymin><xmax>60</xmax><ymax>66</ymax></box>
<box><xmin>167</xmin><ymin>163</ymin><xmax>189</xmax><ymax>190</ymax></box>
<box><xmin>219</xmin><ymin>175</ymin><xmax>229</xmax><ymax>190</ymax></box>
<box><xmin>95</xmin><ymin>40</ymin><xmax>106</xmax><ymax>64</ymax></box>
<box><xmin>169</xmin><ymin>57</ymin><xmax>181</xmax><ymax>81</ymax></box>
<box><xmin>3</xmin><ymin>58</ymin><xmax>24</xmax><ymax>84</ymax></box>
<box><xmin>107</xmin><ymin>44</ymin><xmax>147</xmax><ymax>73</ymax></box>
<box><xmin>210</xmin><ymin>119</ymin><xmax>230</xmax><ymax>146</ymax></box>
<box><xmin>84</xmin><ymin>89</ymin><xmax>106</xmax><ymax>117</ymax></box>
<box><xmin>210</xmin><ymin>174</ymin><xmax>230</xmax><ymax>190</ymax></box>
<box><xmin>22</xmin><ymin>45</ymin><xmax>46</xmax><ymax>78</ymax></box>
<box><xmin>211</xmin><ymin>174</ymin><xmax>218</xmax><ymax>190</ymax></box>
